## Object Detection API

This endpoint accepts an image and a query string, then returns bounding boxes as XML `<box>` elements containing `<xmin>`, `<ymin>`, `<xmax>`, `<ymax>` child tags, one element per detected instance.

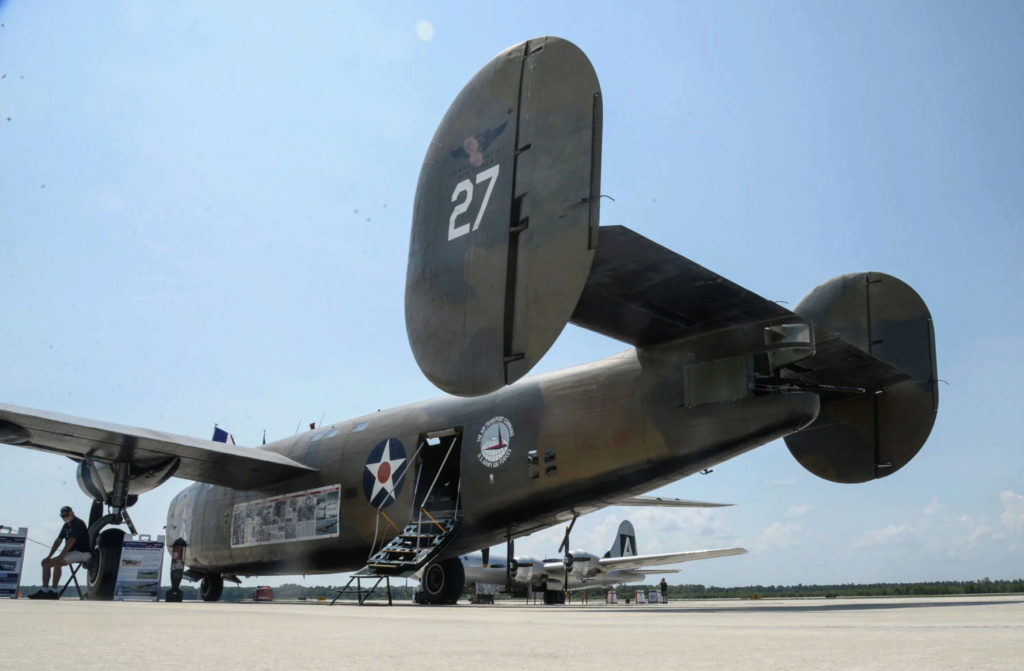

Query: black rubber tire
<box><xmin>557</xmin><ymin>590</ymin><xmax>566</xmax><ymax>604</ymax></box>
<box><xmin>87</xmin><ymin>528</ymin><xmax>124</xmax><ymax>601</ymax></box>
<box><xmin>200</xmin><ymin>574</ymin><xmax>224</xmax><ymax>602</ymax></box>
<box><xmin>418</xmin><ymin>557</ymin><xmax>465</xmax><ymax>605</ymax></box>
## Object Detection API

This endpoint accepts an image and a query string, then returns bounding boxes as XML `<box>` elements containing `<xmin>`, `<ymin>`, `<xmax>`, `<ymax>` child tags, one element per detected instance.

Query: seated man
<box><xmin>28</xmin><ymin>505</ymin><xmax>92</xmax><ymax>599</ymax></box>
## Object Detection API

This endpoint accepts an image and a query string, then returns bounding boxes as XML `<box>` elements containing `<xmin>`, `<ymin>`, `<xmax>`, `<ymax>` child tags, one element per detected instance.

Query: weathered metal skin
<box><xmin>171</xmin><ymin>340</ymin><xmax>818</xmax><ymax>576</ymax></box>
<box><xmin>784</xmin><ymin>272</ymin><xmax>938</xmax><ymax>483</ymax></box>
<box><xmin>406</xmin><ymin>36</ymin><xmax>601</xmax><ymax>397</ymax></box>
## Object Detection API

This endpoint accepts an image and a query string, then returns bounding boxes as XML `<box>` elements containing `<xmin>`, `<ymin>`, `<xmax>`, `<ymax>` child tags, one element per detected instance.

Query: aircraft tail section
<box><xmin>782</xmin><ymin>273</ymin><xmax>938</xmax><ymax>484</ymax></box>
<box><xmin>605</xmin><ymin>520</ymin><xmax>637</xmax><ymax>559</ymax></box>
<box><xmin>405</xmin><ymin>36</ymin><xmax>602</xmax><ymax>397</ymax></box>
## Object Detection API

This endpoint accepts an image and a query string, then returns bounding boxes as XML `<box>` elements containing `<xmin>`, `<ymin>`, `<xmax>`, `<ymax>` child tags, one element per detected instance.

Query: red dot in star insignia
<box><xmin>378</xmin><ymin>462</ymin><xmax>391</xmax><ymax>484</ymax></box>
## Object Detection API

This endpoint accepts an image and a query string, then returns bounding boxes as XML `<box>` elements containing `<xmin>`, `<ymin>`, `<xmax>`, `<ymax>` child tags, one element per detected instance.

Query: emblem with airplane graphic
<box><xmin>477</xmin><ymin>416</ymin><xmax>514</xmax><ymax>468</ymax></box>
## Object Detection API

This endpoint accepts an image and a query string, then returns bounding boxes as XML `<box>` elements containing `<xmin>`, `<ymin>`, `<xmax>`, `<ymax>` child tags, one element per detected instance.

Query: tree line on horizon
<box><xmin>19</xmin><ymin>577</ymin><xmax>1022</xmax><ymax>601</ymax></box>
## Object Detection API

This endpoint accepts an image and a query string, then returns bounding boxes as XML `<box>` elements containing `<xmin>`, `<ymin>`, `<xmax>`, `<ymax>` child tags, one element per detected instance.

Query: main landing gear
<box><xmin>415</xmin><ymin>557</ymin><xmax>464</xmax><ymax>605</ymax></box>
<box><xmin>87</xmin><ymin>527</ymin><xmax>125</xmax><ymax>600</ymax></box>
<box><xmin>200</xmin><ymin>574</ymin><xmax>224</xmax><ymax>602</ymax></box>
<box><xmin>83</xmin><ymin>462</ymin><xmax>139</xmax><ymax>601</ymax></box>
<box><xmin>543</xmin><ymin>589</ymin><xmax>566</xmax><ymax>605</ymax></box>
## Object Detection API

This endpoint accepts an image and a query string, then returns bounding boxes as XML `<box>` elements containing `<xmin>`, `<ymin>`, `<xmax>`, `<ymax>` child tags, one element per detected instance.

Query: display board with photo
<box><xmin>0</xmin><ymin>530</ymin><xmax>27</xmax><ymax>599</ymax></box>
<box><xmin>231</xmin><ymin>485</ymin><xmax>341</xmax><ymax>548</ymax></box>
<box><xmin>113</xmin><ymin>536</ymin><xmax>165</xmax><ymax>601</ymax></box>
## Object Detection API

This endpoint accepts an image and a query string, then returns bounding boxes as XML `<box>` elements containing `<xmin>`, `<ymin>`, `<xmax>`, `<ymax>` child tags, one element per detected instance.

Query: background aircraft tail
<box><xmin>605</xmin><ymin>520</ymin><xmax>637</xmax><ymax>558</ymax></box>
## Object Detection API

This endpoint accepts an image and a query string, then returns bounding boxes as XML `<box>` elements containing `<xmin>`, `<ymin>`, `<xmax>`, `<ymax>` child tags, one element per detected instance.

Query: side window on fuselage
<box><xmin>544</xmin><ymin>448</ymin><xmax>557</xmax><ymax>477</ymax></box>
<box><xmin>527</xmin><ymin>450</ymin><xmax>539</xmax><ymax>479</ymax></box>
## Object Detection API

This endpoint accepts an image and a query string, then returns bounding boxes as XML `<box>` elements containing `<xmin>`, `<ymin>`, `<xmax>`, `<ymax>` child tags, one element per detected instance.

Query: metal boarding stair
<box><xmin>364</xmin><ymin>509</ymin><xmax>461</xmax><ymax>576</ymax></box>
<box><xmin>331</xmin><ymin>432</ymin><xmax>462</xmax><ymax>605</ymax></box>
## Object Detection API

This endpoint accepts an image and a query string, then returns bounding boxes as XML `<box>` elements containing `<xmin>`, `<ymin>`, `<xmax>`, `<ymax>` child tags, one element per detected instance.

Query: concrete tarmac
<box><xmin>1</xmin><ymin>595</ymin><xmax>1022</xmax><ymax>670</ymax></box>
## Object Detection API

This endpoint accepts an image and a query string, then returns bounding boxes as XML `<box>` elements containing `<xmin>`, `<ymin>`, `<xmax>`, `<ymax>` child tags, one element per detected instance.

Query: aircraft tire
<box><xmin>87</xmin><ymin>527</ymin><xmax>124</xmax><ymax>601</ymax></box>
<box><xmin>418</xmin><ymin>557</ymin><xmax>465</xmax><ymax>605</ymax></box>
<box><xmin>543</xmin><ymin>590</ymin><xmax>557</xmax><ymax>605</ymax></box>
<box><xmin>200</xmin><ymin>574</ymin><xmax>224</xmax><ymax>602</ymax></box>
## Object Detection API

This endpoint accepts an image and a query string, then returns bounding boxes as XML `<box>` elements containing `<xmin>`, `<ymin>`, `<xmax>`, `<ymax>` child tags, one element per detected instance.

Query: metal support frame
<box><xmin>330</xmin><ymin>574</ymin><xmax>393</xmax><ymax>606</ymax></box>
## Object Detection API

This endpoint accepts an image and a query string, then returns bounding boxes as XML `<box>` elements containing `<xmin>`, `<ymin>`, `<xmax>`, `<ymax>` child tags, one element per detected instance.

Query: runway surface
<box><xmin>1</xmin><ymin>595</ymin><xmax>1022</xmax><ymax>670</ymax></box>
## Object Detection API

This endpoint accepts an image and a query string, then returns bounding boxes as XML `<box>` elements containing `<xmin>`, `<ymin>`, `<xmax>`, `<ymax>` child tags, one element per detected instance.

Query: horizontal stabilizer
<box><xmin>0</xmin><ymin>403</ymin><xmax>315</xmax><ymax>490</ymax></box>
<box><xmin>784</xmin><ymin>325</ymin><xmax>910</xmax><ymax>396</ymax></box>
<box><xmin>619</xmin><ymin>495</ymin><xmax>733</xmax><ymax>508</ymax></box>
<box><xmin>571</xmin><ymin>226</ymin><xmax>793</xmax><ymax>347</ymax></box>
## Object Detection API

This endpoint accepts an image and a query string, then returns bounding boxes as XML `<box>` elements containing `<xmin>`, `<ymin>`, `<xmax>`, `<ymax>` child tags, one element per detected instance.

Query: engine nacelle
<box><xmin>77</xmin><ymin>458</ymin><xmax>180</xmax><ymax>504</ymax></box>
<box><xmin>511</xmin><ymin>557</ymin><xmax>538</xmax><ymax>584</ymax></box>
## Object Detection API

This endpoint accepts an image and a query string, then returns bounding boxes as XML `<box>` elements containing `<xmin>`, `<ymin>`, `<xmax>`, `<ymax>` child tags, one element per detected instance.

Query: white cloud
<box><xmin>415</xmin><ymin>20</ymin><xmax>434</xmax><ymax>41</ymax></box>
<box><xmin>785</xmin><ymin>504</ymin><xmax>813</xmax><ymax>518</ymax></box>
<box><xmin>760</xmin><ymin>522</ymin><xmax>802</xmax><ymax>550</ymax></box>
<box><xmin>924</xmin><ymin>497</ymin><xmax>945</xmax><ymax>515</ymax></box>
<box><xmin>853</xmin><ymin>524</ymin><xmax>911</xmax><ymax>548</ymax></box>
<box><xmin>1000</xmin><ymin>491</ymin><xmax>1024</xmax><ymax>537</ymax></box>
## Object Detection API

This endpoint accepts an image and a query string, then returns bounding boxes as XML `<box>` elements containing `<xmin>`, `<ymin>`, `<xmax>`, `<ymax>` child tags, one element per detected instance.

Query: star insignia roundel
<box><xmin>363</xmin><ymin>438</ymin><xmax>408</xmax><ymax>509</ymax></box>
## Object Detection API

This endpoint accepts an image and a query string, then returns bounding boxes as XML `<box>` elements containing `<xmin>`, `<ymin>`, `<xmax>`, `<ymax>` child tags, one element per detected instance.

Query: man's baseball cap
<box><xmin>59</xmin><ymin>506</ymin><xmax>72</xmax><ymax>515</ymax></box>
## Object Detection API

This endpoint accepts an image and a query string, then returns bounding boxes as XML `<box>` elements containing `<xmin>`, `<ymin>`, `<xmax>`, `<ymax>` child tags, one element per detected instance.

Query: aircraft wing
<box><xmin>618</xmin><ymin>496</ymin><xmax>732</xmax><ymax>508</ymax></box>
<box><xmin>0</xmin><ymin>403</ymin><xmax>315</xmax><ymax>490</ymax></box>
<box><xmin>597</xmin><ymin>547</ymin><xmax>747</xmax><ymax>572</ymax></box>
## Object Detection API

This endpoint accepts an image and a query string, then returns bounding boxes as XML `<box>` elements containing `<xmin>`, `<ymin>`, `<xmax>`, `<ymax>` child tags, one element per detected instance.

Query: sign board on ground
<box><xmin>114</xmin><ymin>534</ymin><xmax>165</xmax><ymax>601</ymax></box>
<box><xmin>0</xmin><ymin>527</ymin><xmax>28</xmax><ymax>599</ymax></box>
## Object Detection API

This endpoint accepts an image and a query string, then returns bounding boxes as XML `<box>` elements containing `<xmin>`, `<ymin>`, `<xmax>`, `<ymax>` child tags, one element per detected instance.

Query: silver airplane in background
<box><xmin>457</xmin><ymin>521</ymin><xmax>746</xmax><ymax>604</ymax></box>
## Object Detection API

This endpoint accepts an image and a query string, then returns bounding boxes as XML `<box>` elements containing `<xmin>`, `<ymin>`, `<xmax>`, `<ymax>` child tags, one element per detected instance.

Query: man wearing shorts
<box><xmin>28</xmin><ymin>505</ymin><xmax>92</xmax><ymax>599</ymax></box>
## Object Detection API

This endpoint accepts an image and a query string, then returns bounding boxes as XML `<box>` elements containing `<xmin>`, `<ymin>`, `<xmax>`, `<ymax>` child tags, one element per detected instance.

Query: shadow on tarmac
<box><xmin>530</xmin><ymin>598</ymin><xmax>1024</xmax><ymax>615</ymax></box>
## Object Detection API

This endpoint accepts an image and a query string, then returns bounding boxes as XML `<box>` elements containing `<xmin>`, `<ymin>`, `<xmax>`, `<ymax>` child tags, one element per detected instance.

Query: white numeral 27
<box><xmin>448</xmin><ymin>165</ymin><xmax>500</xmax><ymax>241</ymax></box>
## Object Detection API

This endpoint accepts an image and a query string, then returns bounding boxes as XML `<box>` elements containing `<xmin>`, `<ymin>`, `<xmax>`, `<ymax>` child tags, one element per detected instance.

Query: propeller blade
<box><xmin>482</xmin><ymin>547</ymin><xmax>490</xmax><ymax>568</ymax></box>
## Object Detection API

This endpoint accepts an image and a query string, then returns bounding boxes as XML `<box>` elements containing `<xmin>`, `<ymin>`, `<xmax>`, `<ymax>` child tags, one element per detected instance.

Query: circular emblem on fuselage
<box><xmin>363</xmin><ymin>438</ymin><xmax>407</xmax><ymax>509</ymax></box>
<box><xmin>477</xmin><ymin>416</ymin><xmax>514</xmax><ymax>468</ymax></box>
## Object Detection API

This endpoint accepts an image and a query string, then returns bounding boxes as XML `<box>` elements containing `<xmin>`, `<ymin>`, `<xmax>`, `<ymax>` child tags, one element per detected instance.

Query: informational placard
<box><xmin>231</xmin><ymin>485</ymin><xmax>341</xmax><ymax>548</ymax></box>
<box><xmin>114</xmin><ymin>535</ymin><xmax>165</xmax><ymax>601</ymax></box>
<box><xmin>0</xmin><ymin>527</ymin><xmax>28</xmax><ymax>599</ymax></box>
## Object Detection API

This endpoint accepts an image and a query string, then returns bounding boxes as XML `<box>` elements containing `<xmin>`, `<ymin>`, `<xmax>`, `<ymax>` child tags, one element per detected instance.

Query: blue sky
<box><xmin>1</xmin><ymin>1</ymin><xmax>1022</xmax><ymax>589</ymax></box>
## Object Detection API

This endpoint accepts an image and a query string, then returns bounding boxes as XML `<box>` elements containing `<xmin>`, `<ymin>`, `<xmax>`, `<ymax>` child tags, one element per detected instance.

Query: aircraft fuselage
<box><xmin>167</xmin><ymin>343</ymin><xmax>819</xmax><ymax>577</ymax></box>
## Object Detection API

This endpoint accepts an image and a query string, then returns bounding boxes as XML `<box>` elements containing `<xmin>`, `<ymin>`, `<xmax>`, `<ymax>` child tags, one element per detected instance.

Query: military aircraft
<box><xmin>456</xmin><ymin>521</ymin><xmax>746</xmax><ymax>604</ymax></box>
<box><xmin>0</xmin><ymin>36</ymin><xmax>938</xmax><ymax>604</ymax></box>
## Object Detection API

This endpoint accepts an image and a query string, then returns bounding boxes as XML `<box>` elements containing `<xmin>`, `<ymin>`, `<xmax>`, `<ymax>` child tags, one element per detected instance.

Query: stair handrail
<box><xmin>388</xmin><ymin>439</ymin><xmax>426</xmax><ymax>506</ymax></box>
<box><xmin>453</xmin><ymin>477</ymin><xmax>462</xmax><ymax>522</ymax></box>
<box><xmin>419</xmin><ymin>507</ymin><xmax>447</xmax><ymax>534</ymax></box>
<box><xmin>367</xmin><ymin>510</ymin><xmax>382</xmax><ymax>562</ymax></box>
<box><xmin>416</xmin><ymin>437</ymin><xmax>458</xmax><ymax>551</ymax></box>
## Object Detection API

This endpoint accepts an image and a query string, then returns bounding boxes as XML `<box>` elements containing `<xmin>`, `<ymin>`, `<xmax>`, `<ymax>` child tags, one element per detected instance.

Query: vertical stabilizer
<box><xmin>606</xmin><ymin>520</ymin><xmax>637</xmax><ymax>558</ymax></box>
